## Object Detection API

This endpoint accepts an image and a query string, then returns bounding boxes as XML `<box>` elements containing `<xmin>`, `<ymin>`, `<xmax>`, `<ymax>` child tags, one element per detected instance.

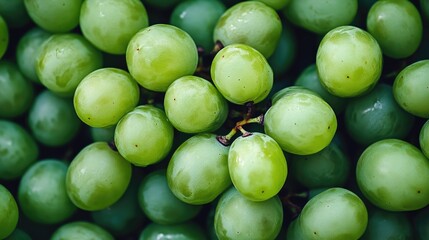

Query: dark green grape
<box><xmin>143</xmin><ymin>0</ymin><xmax>182</xmax><ymax>9</ymax></box>
<box><xmin>0</xmin><ymin>14</ymin><xmax>8</xmax><ymax>59</ymax></box>
<box><xmin>90</xmin><ymin>126</ymin><xmax>115</xmax><ymax>143</ymax></box>
<box><xmin>286</xmin><ymin>218</ymin><xmax>305</xmax><ymax>240</ymax></box>
<box><xmin>139</xmin><ymin>222</ymin><xmax>208</xmax><ymax>240</ymax></box>
<box><xmin>50</xmin><ymin>221</ymin><xmax>114</xmax><ymax>240</ymax></box>
<box><xmin>0</xmin><ymin>184</ymin><xmax>19</xmax><ymax>239</ymax></box>
<box><xmin>268</xmin><ymin>22</ymin><xmax>296</xmax><ymax>78</ymax></box>
<box><xmin>413</xmin><ymin>205</ymin><xmax>429</xmax><ymax>240</ymax></box>
<box><xmin>420</xmin><ymin>119</ymin><xmax>429</xmax><ymax>159</ymax></box>
<box><xmin>0</xmin><ymin>0</ymin><xmax>30</xmax><ymax>29</ymax></box>
<box><xmin>3</xmin><ymin>228</ymin><xmax>31</xmax><ymax>240</ymax></box>
<box><xmin>256</xmin><ymin>0</ymin><xmax>290</xmax><ymax>10</ymax></box>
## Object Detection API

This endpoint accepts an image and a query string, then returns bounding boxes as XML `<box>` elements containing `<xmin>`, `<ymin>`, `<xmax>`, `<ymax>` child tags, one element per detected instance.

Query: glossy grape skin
<box><xmin>167</xmin><ymin>133</ymin><xmax>231</xmax><ymax>205</ymax></box>
<box><xmin>0</xmin><ymin>184</ymin><xmax>19</xmax><ymax>239</ymax></box>
<box><xmin>299</xmin><ymin>187</ymin><xmax>368</xmax><ymax>240</ymax></box>
<box><xmin>114</xmin><ymin>105</ymin><xmax>174</xmax><ymax>167</ymax></box>
<box><xmin>228</xmin><ymin>132</ymin><xmax>287</xmax><ymax>201</ymax></box>
<box><xmin>356</xmin><ymin>139</ymin><xmax>429</xmax><ymax>211</ymax></box>
<box><xmin>283</xmin><ymin>0</ymin><xmax>358</xmax><ymax>34</ymax></box>
<box><xmin>393</xmin><ymin>60</ymin><xmax>429</xmax><ymax>118</ymax></box>
<box><xmin>164</xmin><ymin>75</ymin><xmax>228</xmax><ymax>133</ymax></box>
<box><xmin>0</xmin><ymin>120</ymin><xmax>39</xmax><ymax>180</ymax></box>
<box><xmin>420</xmin><ymin>120</ymin><xmax>429</xmax><ymax>159</ymax></box>
<box><xmin>214</xmin><ymin>186</ymin><xmax>283</xmax><ymax>240</ymax></box>
<box><xmin>264</xmin><ymin>90</ymin><xmax>337</xmax><ymax>155</ymax></box>
<box><xmin>345</xmin><ymin>83</ymin><xmax>415</xmax><ymax>146</ymax></box>
<box><xmin>138</xmin><ymin>169</ymin><xmax>202</xmax><ymax>224</ymax></box>
<box><xmin>139</xmin><ymin>222</ymin><xmax>207</xmax><ymax>240</ymax></box>
<box><xmin>211</xmin><ymin>44</ymin><xmax>273</xmax><ymax>105</ymax></box>
<box><xmin>50</xmin><ymin>221</ymin><xmax>114</xmax><ymax>240</ymax></box>
<box><xmin>170</xmin><ymin>0</ymin><xmax>226</xmax><ymax>51</ymax></box>
<box><xmin>0</xmin><ymin>15</ymin><xmax>8</xmax><ymax>59</ymax></box>
<box><xmin>126</xmin><ymin>24</ymin><xmax>198</xmax><ymax>92</ymax></box>
<box><xmin>213</xmin><ymin>1</ymin><xmax>282</xmax><ymax>58</ymax></box>
<box><xmin>18</xmin><ymin>159</ymin><xmax>77</xmax><ymax>224</ymax></box>
<box><xmin>80</xmin><ymin>0</ymin><xmax>149</xmax><ymax>55</ymax></box>
<box><xmin>66</xmin><ymin>142</ymin><xmax>132</xmax><ymax>211</ymax></box>
<box><xmin>367</xmin><ymin>0</ymin><xmax>422</xmax><ymax>59</ymax></box>
<box><xmin>73</xmin><ymin>68</ymin><xmax>140</xmax><ymax>128</ymax></box>
<box><xmin>316</xmin><ymin>25</ymin><xmax>383</xmax><ymax>97</ymax></box>
<box><xmin>0</xmin><ymin>61</ymin><xmax>34</xmax><ymax>118</ymax></box>
<box><xmin>15</xmin><ymin>27</ymin><xmax>51</xmax><ymax>83</ymax></box>
<box><xmin>36</xmin><ymin>33</ymin><xmax>103</xmax><ymax>97</ymax></box>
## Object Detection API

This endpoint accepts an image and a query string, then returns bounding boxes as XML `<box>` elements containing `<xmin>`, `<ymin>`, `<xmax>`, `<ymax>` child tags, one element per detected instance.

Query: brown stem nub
<box><xmin>216</xmin><ymin>135</ymin><xmax>231</xmax><ymax>146</ymax></box>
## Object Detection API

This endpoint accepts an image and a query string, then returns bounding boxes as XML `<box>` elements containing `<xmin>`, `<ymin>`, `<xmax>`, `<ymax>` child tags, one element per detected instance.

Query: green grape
<box><xmin>16</xmin><ymin>27</ymin><xmax>51</xmax><ymax>83</ymax></box>
<box><xmin>51</xmin><ymin>221</ymin><xmax>114</xmax><ymax>240</ymax></box>
<box><xmin>0</xmin><ymin>120</ymin><xmax>38</xmax><ymax>180</ymax></box>
<box><xmin>3</xmin><ymin>228</ymin><xmax>31</xmax><ymax>240</ymax></box>
<box><xmin>345</xmin><ymin>83</ymin><xmax>415</xmax><ymax>146</ymax></box>
<box><xmin>255</xmin><ymin>0</ymin><xmax>290</xmax><ymax>10</ymax></box>
<box><xmin>413</xmin><ymin>205</ymin><xmax>429</xmax><ymax>240</ymax></box>
<box><xmin>228</xmin><ymin>132</ymin><xmax>287</xmax><ymax>201</ymax></box>
<box><xmin>0</xmin><ymin>0</ymin><xmax>31</xmax><ymax>29</ymax></box>
<box><xmin>299</xmin><ymin>187</ymin><xmax>368</xmax><ymax>240</ymax></box>
<box><xmin>213</xmin><ymin>1</ymin><xmax>282</xmax><ymax>58</ymax></box>
<box><xmin>360</xmin><ymin>207</ymin><xmax>413</xmax><ymax>240</ymax></box>
<box><xmin>36</xmin><ymin>33</ymin><xmax>103</xmax><ymax>97</ymax></box>
<box><xmin>139</xmin><ymin>222</ymin><xmax>208</xmax><ymax>240</ymax></box>
<box><xmin>294</xmin><ymin>63</ymin><xmax>347</xmax><ymax>114</ymax></box>
<box><xmin>0</xmin><ymin>61</ymin><xmax>34</xmax><ymax>118</ymax></box>
<box><xmin>356</xmin><ymin>138</ymin><xmax>429</xmax><ymax>211</ymax></box>
<box><xmin>286</xmin><ymin>218</ymin><xmax>306</xmax><ymax>240</ymax></box>
<box><xmin>422</xmin><ymin>0</ymin><xmax>429</xmax><ymax>20</ymax></box>
<box><xmin>367</xmin><ymin>0</ymin><xmax>422</xmax><ymax>59</ymax></box>
<box><xmin>164</xmin><ymin>75</ymin><xmax>228</xmax><ymax>133</ymax></box>
<box><xmin>283</xmin><ymin>0</ymin><xmax>358</xmax><ymax>34</ymax></box>
<box><xmin>18</xmin><ymin>159</ymin><xmax>77</xmax><ymax>224</ymax></box>
<box><xmin>316</xmin><ymin>25</ymin><xmax>383</xmax><ymax>97</ymax></box>
<box><xmin>138</xmin><ymin>169</ymin><xmax>202</xmax><ymax>224</ymax></box>
<box><xmin>170</xmin><ymin>0</ymin><xmax>226</xmax><ymax>51</ymax></box>
<box><xmin>268</xmin><ymin>22</ymin><xmax>296</xmax><ymax>78</ymax></box>
<box><xmin>214</xmin><ymin>186</ymin><xmax>283</xmax><ymax>240</ymax></box>
<box><xmin>143</xmin><ymin>0</ymin><xmax>182</xmax><ymax>9</ymax></box>
<box><xmin>114</xmin><ymin>105</ymin><xmax>174</xmax><ymax>167</ymax></box>
<box><xmin>80</xmin><ymin>0</ymin><xmax>149</xmax><ymax>55</ymax></box>
<box><xmin>126</xmin><ymin>24</ymin><xmax>198</xmax><ymax>92</ymax></box>
<box><xmin>73</xmin><ymin>67</ymin><xmax>140</xmax><ymax>128</ymax></box>
<box><xmin>90</xmin><ymin>126</ymin><xmax>116</xmax><ymax>142</ymax></box>
<box><xmin>420</xmin><ymin>119</ymin><xmax>429</xmax><ymax>159</ymax></box>
<box><xmin>0</xmin><ymin>184</ymin><xmax>19</xmax><ymax>239</ymax></box>
<box><xmin>211</xmin><ymin>44</ymin><xmax>273</xmax><ymax>105</ymax></box>
<box><xmin>271</xmin><ymin>85</ymin><xmax>319</xmax><ymax>105</ymax></box>
<box><xmin>393</xmin><ymin>59</ymin><xmax>429</xmax><ymax>118</ymax></box>
<box><xmin>66</xmin><ymin>142</ymin><xmax>132</xmax><ymax>211</ymax></box>
<box><xmin>23</xmin><ymin>0</ymin><xmax>82</xmax><ymax>33</ymax></box>
<box><xmin>0</xmin><ymin>14</ymin><xmax>8</xmax><ymax>59</ymax></box>
<box><xmin>28</xmin><ymin>90</ymin><xmax>81</xmax><ymax>147</ymax></box>
<box><xmin>167</xmin><ymin>133</ymin><xmax>231</xmax><ymax>204</ymax></box>
<box><xmin>264</xmin><ymin>90</ymin><xmax>337</xmax><ymax>155</ymax></box>
<box><xmin>288</xmin><ymin>135</ymin><xmax>350</xmax><ymax>189</ymax></box>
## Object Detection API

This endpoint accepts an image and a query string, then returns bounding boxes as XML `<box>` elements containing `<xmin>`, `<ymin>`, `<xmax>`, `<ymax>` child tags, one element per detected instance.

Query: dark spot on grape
<box><xmin>314</xmin><ymin>232</ymin><xmax>317</xmax><ymax>235</ymax></box>
<box><xmin>135</xmin><ymin>144</ymin><xmax>138</xmax><ymax>147</ymax></box>
<box><xmin>136</xmin><ymin>48</ymin><xmax>140</xmax><ymax>51</ymax></box>
<box><xmin>418</xmin><ymin>190</ymin><xmax>421</xmax><ymax>194</ymax></box>
<box><xmin>87</xmin><ymin>117</ymin><xmax>91</xmax><ymax>120</ymax></box>
<box><xmin>328</xmin><ymin>125</ymin><xmax>330</xmax><ymax>129</ymax></box>
<box><xmin>346</xmin><ymin>75</ymin><xmax>350</xmax><ymax>78</ymax></box>
<box><xmin>261</xmin><ymin>190</ymin><xmax>265</xmax><ymax>194</ymax></box>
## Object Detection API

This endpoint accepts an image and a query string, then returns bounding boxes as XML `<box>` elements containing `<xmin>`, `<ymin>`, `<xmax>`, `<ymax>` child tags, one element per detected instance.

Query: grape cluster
<box><xmin>0</xmin><ymin>0</ymin><xmax>429</xmax><ymax>239</ymax></box>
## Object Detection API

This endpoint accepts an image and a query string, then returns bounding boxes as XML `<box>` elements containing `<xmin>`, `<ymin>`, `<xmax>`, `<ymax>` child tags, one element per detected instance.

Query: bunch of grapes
<box><xmin>1</xmin><ymin>0</ymin><xmax>429</xmax><ymax>239</ymax></box>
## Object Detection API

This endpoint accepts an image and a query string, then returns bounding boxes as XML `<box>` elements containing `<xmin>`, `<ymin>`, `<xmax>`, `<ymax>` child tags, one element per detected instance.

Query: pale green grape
<box><xmin>138</xmin><ymin>169</ymin><xmax>202</xmax><ymax>224</ymax></box>
<box><xmin>126</xmin><ymin>24</ymin><xmax>198</xmax><ymax>92</ymax></box>
<box><xmin>139</xmin><ymin>222</ymin><xmax>207</xmax><ymax>240</ymax></box>
<box><xmin>18</xmin><ymin>159</ymin><xmax>77</xmax><ymax>224</ymax></box>
<box><xmin>66</xmin><ymin>142</ymin><xmax>132</xmax><ymax>211</ymax></box>
<box><xmin>23</xmin><ymin>0</ymin><xmax>82</xmax><ymax>33</ymax></box>
<box><xmin>164</xmin><ymin>75</ymin><xmax>228</xmax><ymax>133</ymax></box>
<box><xmin>420</xmin><ymin>120</ymin><xmax>429</xmax><ymax>159</ymax></box>
<box><xmin>16</xmin><ymin>27</ymin><xmax>51</xmax><ymax>83</ymax></box>
<box><xmin>316</xmin><ymin>25</ymin><xmax>383</xmax><ymax>97</ymax></box>
<box><xmin>255</xmin><ymin>0</ymin><xmax>290</xmax><ymax>10</ymax></box>
<box><xmin>264</xmin><ymin>90</ymin><xmax>337</xmax><ymax>155</ymax></box>
<box><xmin>299</xmin><ymin>187</ymin><xmax>368</xmax><ymax>240</ymax></box>
<box><xmin>283</xmin><ymin>0</ymin><xmax>358</xmax><ymax>34</ymax></box>
<box><xmin>73</xmin><ymin>67</ymin><xmax>140</xmax><ymax>128</ymax></box>
<box><xmin>0</xmin><ymin>61</ymin><xmax>34</xmax><ymax>118</ymax></box>
<box><xmin>393</xmin><ymin>59</ymin><xmax>429</xmax><ymax>118</ymax></box>
<box><xmin>213</xmin><ymin>1</ymin><xmax>282</xmax><ymax>58</ymax></box>
<box><xmin>271</xmin><ymin>85</ymin><xmax>319</xmax><ymax>105</ymax></box>
<box><xmin>0</xmin><ymin>14</ymin><xmax>8</xmax><ymax>59</ymax></box>
<box><xmin>0</xmin><ymin>120</ymin><xmax>38</xmax><ymax>180</ymax></box>
<box><xmin>0</xmin><ymin>184</ymin><xmax>19</xmax><ymax>239</ymax></box>
<box><xmin>167</xmin><ymin>133</ymin><xmax>231</xmax><ymax>204</ymax></box>
<box><xmin>36</xmin><ymin>33</ymin><xmax>103</xmax><ymax>97</ymax></box>
<box><xmin>114</xmin><ymin>105</ymin><xmax>174</xmax><ymax>167</ymax></box>
<box><xmin>51</xmin><ymin>221</ymin><xmax>114</xmax><ymax>240</ymax></box>
<box><xmin>367</xmin><ymin>0</ymin><xmax>423</xmax><ymax>59</ymax></box>
<box><xmin>228</xmin><ymin>132</ymin><xmax>287</xmax><ymax>201</ymax></box>
<box><xmin>80</xmin><ymin>0</ymin><xmax>149</xmax><ymax>54</ymax></box>
<box><xmin>356</xmin><ymin>139</ymin><xmax>429</xmax><ymax>211</ymax></box>
<box><xmin>211</xmin><ymin>44</ymin><xmax>273</xmax><ymax>105</ymax></box>
<box><xmin>214</xmin><ymin>186</ymin><xmax>283</xmax><ymax>240</ymax></box>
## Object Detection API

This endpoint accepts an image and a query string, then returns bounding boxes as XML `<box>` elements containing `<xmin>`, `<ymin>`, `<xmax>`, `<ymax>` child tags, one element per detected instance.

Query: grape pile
<box><xmin>1</xmin><ymin>0</ymin><xmax>429</xmax><ymax>239</ymax></box>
